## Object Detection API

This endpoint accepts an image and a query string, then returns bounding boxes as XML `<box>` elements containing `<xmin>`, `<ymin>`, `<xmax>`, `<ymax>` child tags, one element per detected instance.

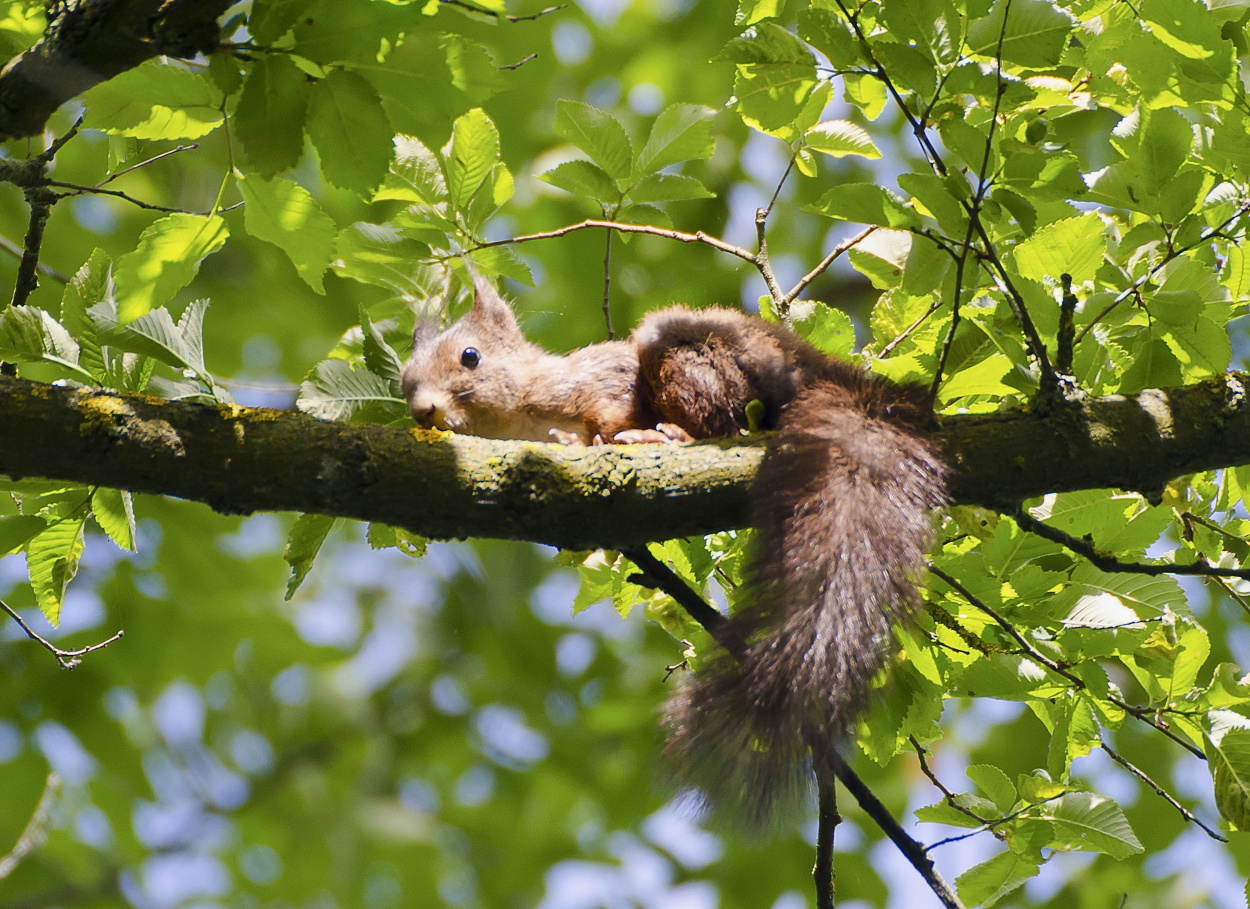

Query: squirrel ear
<box><xmin>412</xmin><ymin>318</ymin><xmax>438</xmax><ymax>348</ymax></box>
<box><xmin>464</xmin><ymin>261</ymin><xmax>520</xmax><ymax>334</ymax></box>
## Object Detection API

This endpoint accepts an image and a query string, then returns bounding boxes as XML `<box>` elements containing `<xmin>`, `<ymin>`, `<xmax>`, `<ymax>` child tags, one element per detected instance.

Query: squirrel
<box><xmin>401</xmin><ymin>270</ymin><xmax>948</xmax><ymax>827</ymax></box>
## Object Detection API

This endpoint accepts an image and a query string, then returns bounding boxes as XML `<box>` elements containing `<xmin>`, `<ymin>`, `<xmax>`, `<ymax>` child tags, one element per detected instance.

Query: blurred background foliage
<box><xmin>0</xmin><ymin>0</ymin><xmax>1248</xmax><ymax>907</ymax></box>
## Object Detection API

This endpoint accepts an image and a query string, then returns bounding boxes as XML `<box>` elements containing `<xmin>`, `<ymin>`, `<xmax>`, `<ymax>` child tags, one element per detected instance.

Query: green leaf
<box><xmin>716</xmin><ymin>21</ymin><xmax>814</xmax><ymax>64</ymax></box>
<box><xmin>239</xmin><ymin>174</ymin><xmax>337</xmax><ymax>293</ymax></box>
<box><xmin>366</xmin><ymin>523</ymin><xmax>428</xmax><ymax>558</ymax></box>
<box><xmin>61</xmin><ymin>249</ymin><xmax>113</xmax><ymax>383</ymax></box>
<box><xmin>1140</xmin><ymin>107</ymin><xmax>1195</xmax><ymax>193</ymax></box>
<box><xmin>91</xmin><ymin>488</ymin><xmax>136</xmax><ymax>552</ymax></box>
<box><xmin>733</xmin><ymin>63</ymin><xmax>819</xmax><ymax>134</ymax></box>
<box><xmin>378</xmin><ymin>135</ymin><xmax>448</xmax><ymax>205</ymax></box>
<box><xmin>335</xmin><ymin>222</ymin><xmax>440</xmax><ymax>296</ymax></box>
<box><xmin>789</xmin><ymin>301</ymin><xmax>856</xmax><ymax>358</ymax></box>
<box><xmin>97</xmin><ymin>300</ymin><xmax>211</xmax><ymax>386</ymax></box>
<box><xmin>968</xmin><ymin>764</ymin><xmax>1017</xmax><ymax>813</ymax></box>
<box><xmin>443</xmin><ymin>107</ymin><xmax>502</xmax><ymax>210</ymax></box>
<box><xmin>554</xmin><ymin>101</ymin><xmax>634</xmax><ymax>181</ymax></box>
<box><xmin>113</xmin><ymin>214</ymin><xmax>228</xmax><ymax>323</ymax></box>
<box><xmin>26</xmin><ymin>506</ymin><xmax>88</xmax><ymax>625</ymax></box>
<box><xmin>634</xmin><ymin>104</ymin><xmax>716</xmax><ymax>176</ymax></box>
<box><xmin>359</xmin><ymin>307</ymin><xmax>403</xmax><ymax>388</ymax></box>
<box><xmin>626</xmin><ymin>174</ymin><xmax>715</xmax><ymax>204</ymax></box>
<box><xmin>540</xmin><ymin>160</ymin><xmax>620</xmax><ymax>204</ymax></box>
<box><xmin>1013</xmin><ymin>214</ymin><xmax>1106</xmax><ymax>285</ymax></box>
<box><xmin>297</xmin><ymin>359</ymin><xmax>404</xmax><ymax>422</ymax></box>
<box><xmin>283</xmin><ymin>513</ymin><xmax>338</xmax><ymax>599</ymax></box>
<box><xmin>236</xmin><ymin>55</ymin><xmax>310</xmax><ymax>177</ymax></box>
<box><xmin>1036</xmin><ymin>791</ymin><xmax>1144</xmax><ymax>858</ymax></box>
<box><xmin>955</xmin><ymin>850</ymin><xmax>1042</xmax><ymax>907</ymax></box>
<box><xmin>735</xmin><ymin>0</ymin><xmax>783</xmax><ymax>26</ymax></box>
<box><xmin>805</xmin><ymin>120</ymin><xmax>881</xmax><ymax>159</ymax></box>
<box><xmin>82</xmin><ymin>60</ymin><xmax>223</xmax><ymax>140</ymax></box>
<box><xmin>808</xmin><ymin>183</ymin><xmax>922</xmax><ymax>230</ymax></box>
<box><xmin>967</xmin><ymin>0</ymin><xmax>1072</xmax><ymax>67</ymax></box>
<box><xmin>307</xmin><ymin>69</ymin><xmax>394</xmax><ymax>197</ymax></box>
<box><xmin>0</xmin><ymin>515</ymin><xmax>47</xmax><ymax>555</ymax></box>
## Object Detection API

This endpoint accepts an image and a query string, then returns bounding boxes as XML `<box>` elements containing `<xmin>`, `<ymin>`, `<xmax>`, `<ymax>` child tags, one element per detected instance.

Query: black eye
<box><xmin>460</xmin><ymin>347</ymin><xmax>480</xmax><ymax>368</ymax></box>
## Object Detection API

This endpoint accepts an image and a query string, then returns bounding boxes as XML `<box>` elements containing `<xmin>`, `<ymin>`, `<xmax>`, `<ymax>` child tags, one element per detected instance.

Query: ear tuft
<box><xmin>464</xmin><ymin>259</ymin><xmax>521</xmax><ymax>334</ymax></box>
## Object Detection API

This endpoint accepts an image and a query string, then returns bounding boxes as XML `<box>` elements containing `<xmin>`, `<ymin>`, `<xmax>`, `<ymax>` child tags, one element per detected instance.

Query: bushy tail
<box><xmin>662</xmin><ymin>377</ymin><xmax>947</xmax><ymax>828</ymax></box>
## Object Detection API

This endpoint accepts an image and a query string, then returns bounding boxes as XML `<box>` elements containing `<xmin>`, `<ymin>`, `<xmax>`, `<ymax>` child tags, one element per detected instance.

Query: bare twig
<box><xmin>927</xmin><ymin>793</ymin><xmax>1065</xmax><ymax>849</ymax></box>
<box><xmin>911</xmin><ymin>736</ymin><xmax>991</xmax><ymax>827</ymax></box>
<box><xmin>440</xmin><ymin>0</ymin><xmax>567</xmax><ymax>20</ymax></box>
<box><xmin>1011</xmin><ymin>506</ymin><xmax>1250</xmax><ymax>581</ymax></box>
<box><xmin>602</xmin><ymin>230</ymin><xmax>615</xmax><ymax>339</ymax></box>
<box><xmin>929</xmin><ymin>565</ymin><xmax>1207</xmax><ymax>760</ymax></box>
<box><xmin>0</xmin><ymin>233</ymin><xmax>69</xmax><ymax>284</ymax></box>
<box><xmin>786</xmin><ymin>226</ymin><xmax>877</xmax><ymax>301</ymax></box>
<box><xmin>815</xmin><ymin>765</ymin><xmax>839</xmax><ymax>909</ymax></box>
<box><xmin>0</xmin><ymin>772</ymin><xmax>61</xmax><ymax>879</ymax></box>
<box><xmin>1</xmin><ymin>598</ymin><xmax>124</xmax><ymax>669</ymax></box>
<box><xmin>95</xmin><ymin>143</ymin><xmax>199</xmax><ymax>187</ymax></box>
<box><xmin>1099</xmin><ymin>739</ymin><xmax>1225</xmax><ymax>842</ymax></box>
<box><xmin>500</xmin><ymin>53</ymin><xmax>538</xmax><ymax>71</ymax></box>
<box><xmin>467</xmin><ymin>218</ymin><xmax>756</xmax><ymax>264</ymax></box>
<box><xmin>47</xmin><ymin>181</ymin><xmax>244</xmax><ymax>216</ymax></box>
<box><xmin>10</xmin><ymin>189</ymin><xmax>54</xmax><ymax>310</ymax></box>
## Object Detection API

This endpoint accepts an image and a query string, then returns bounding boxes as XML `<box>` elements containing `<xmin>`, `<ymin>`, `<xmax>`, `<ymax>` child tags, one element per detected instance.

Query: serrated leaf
<box><xmin>1036</xmin><ymin>791</ymin><xmax>1143</xmax><ymax>858</ymax></box>
<box><xmin>113</xmin><ymin>214</ymin><xmax>228</xmax><ymax>323</ymax></box>
<box><xmin>554</xmin><ymin>101</ymin><xmax>633</xmax><ymax>181</ymax></box>
<box><xmin>805</xmin><ymin>120</ymin><xmax>881</xmax><ymax>159</ymax></box>
<box><xmin>955</xmin><ymin>850</ymin><xmax>1042</xmax><ymax>907</ymax></box>
<box><xmin>0</xmin><ymin>515</ymin><xmax>47</xmax><ymax>555</ymax></box>
<box><xmin>236</xmin><ymin>55</ymin><xmax>309</xmax><ymax>177</ymax></box>
<box><xmin>359</xmin><ymin>307</ymin><xmax>403</xmax><ymax>388</ymax></box>
<box><xmin>26</xmin><ymin>508</ymin><xmax>88</xmax><ymax>625</ymax></box>
<box><xmin>968</xmin><ymin>764</ymin><xmax>1017</xmax><ymax>812</ymax></box>
<box><xmin>61</xmin><ymin>249</ymin><xmax>113</xmax><ymax>383</ymax></box>
<box><xmin>82</xmin><ymin>60</ymin><xmax>223</xmax><ymax>140</ymax></box>
<box><xmin>444</xmin><ymin>107</ymin><xmax>501</xmax><ymax>210</ymax></box>
<box><xmin>626</xmin><ymin>173</ymin><xmax>714</xmax><ymax>204</ymax></box>
<box><xmin>733</xmin><ymin>64</ymin><xmax>820</xmax><ymax>133</ymax></box>
<box><xmin>808</xmin><ymin>183</ymin><xmax>922</xmax><ymax>229</ymax></box>
<box><xmin>379</xmin><ymin>135</ymin><xmax>448</xmax><ymax>205</ymax></box>
<box><xmin>790</xmin><ymin>300</ymin><xmax>855</xmax><ymax>358</ymax></box>
<box><xmin>283</xmin><ymin>513</ymin><xmax>337</xmax><ymax>599</ymax></box>
<box><xmin>541</xmin><ymin>160</ymin><xmax>620</xmax><ymax>203</ymax></box>
<box><xmin>967</xmin><ymin>0</ymin><xmax>1072</xmax><ymax>67</ymax></box>
<box><xmin>97</xmin><ymin>300</ymin><xmax>211</xmax><ymax>387</ymax></box>
<box><xmin>297</xmin><ymin>359</ymin><xmax>404</xmax><ymax>422</ymax></box>
<box><xmin>91</xmin><ymin>488</ymin><xmax>136</xmax><ymax>552</ymax></box>
<box><xmin>308</xmin><ymin>69</ymin><xmax>393</xmax><ymax>197</ymax></box>
<box><xmin>634</xmin><ymin>104</ymin><xmax>716</xmax><ymax>175</ymax></box>
<box><xmin>1013</xmin><ymin>214</ymin><xmax>1106</xmax><ymax>285</ymax></box>
<box><xmin>239</xmin><ymin>174</ymin><xmax>337</xmax><ymax>292</ymax></box>
<box><xmin>334</xmin><ymin>222</ymin><xmax>440</xmax><ymax>296</ymax></box>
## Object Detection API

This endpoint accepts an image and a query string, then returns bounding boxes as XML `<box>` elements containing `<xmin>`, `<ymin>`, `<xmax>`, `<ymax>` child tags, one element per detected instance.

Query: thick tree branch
<box><xmin>0</xmin><ymin>0</ymin><xmax>232</xmax><ymax>142</ymax></box>
<box><xmin>1</xmin><ymin>374</ymin><xmax>1250</xmax><ymax>548</ymax></box>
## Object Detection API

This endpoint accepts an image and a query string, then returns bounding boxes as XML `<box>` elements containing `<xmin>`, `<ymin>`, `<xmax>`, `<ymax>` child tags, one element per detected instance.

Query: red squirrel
<box><xmin>401</xmin><ymin>271</ymin><xmax>948</xmax><ymax>827</ymax></box>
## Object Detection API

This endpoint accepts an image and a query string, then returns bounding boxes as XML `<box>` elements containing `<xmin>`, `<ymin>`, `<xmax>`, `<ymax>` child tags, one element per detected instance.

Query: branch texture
<box><xmin>1</xmin><ymin>375</ymin><xmax>1249</xmax><ymax>547</ymax></box>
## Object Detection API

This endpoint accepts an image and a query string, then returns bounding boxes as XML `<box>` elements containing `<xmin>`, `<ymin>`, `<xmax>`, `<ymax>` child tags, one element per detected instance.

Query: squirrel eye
<box><xmin>460</xmin><ymin>347</ymin><xmax>481</xmax><ymax>369</ymax></box>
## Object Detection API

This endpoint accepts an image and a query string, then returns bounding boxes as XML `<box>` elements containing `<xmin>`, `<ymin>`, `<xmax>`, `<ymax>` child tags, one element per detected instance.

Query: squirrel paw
<box><xmin>548</xmin><ymin>428</ymin><xmax>585</xmax><ymax>446</ymax></box>
<box><xmin>613</xmin><ymin>423</ymin><xmax>693</xmax><ymax>444</ymax></box>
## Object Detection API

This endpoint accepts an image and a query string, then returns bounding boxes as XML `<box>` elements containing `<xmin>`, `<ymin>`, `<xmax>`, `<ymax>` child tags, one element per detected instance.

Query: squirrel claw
<box><xmin>549</xmin><ymin>428</ymin><xmax>585</xmax><ymax>446</ymax></box>
<box><xmin>614</xmin><ymin>423</ymin><xmax>693</xmax><ymax>444</ymax></box>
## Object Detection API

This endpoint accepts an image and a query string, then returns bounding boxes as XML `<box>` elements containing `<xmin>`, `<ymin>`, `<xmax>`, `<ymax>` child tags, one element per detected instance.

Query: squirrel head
<box><xmin>400</xmin><ymin>270</ymin><xmax>539</xmax><ymax>437</ymax></box>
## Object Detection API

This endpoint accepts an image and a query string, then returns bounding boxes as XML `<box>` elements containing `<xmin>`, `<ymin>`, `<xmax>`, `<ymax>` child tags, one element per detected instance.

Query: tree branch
<box><xmin>3</xmin><ymin>374</ymin><xmax>1250</xmax><ymax>548</ymax></box>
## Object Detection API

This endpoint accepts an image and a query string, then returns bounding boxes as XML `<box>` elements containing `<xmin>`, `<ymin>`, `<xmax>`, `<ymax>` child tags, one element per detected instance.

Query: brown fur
<box><xmin>402</xmin><ymin>275</ymin><xmax>947</xmax><ymax>827</ymax></box>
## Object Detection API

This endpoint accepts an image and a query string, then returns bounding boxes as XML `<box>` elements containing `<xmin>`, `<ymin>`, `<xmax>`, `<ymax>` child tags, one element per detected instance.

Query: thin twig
<box><xmin>1</xmin><ymin>598</ymin><xmax>124</xmax><ymax>669</ymax></box>
<box><xmin>929</xmin><ymin>566</ymin><xmax>1207</xmax><ymax>760</ymax></box>
<box><xmin>1011</xmin><ymin>506</ymin><xmax>1250</xmax><ymax>581</ymax></box>
<box><xmin>823</xmin><ymin>749</ymin><xmax>966</xmax><ymax>909</ymax></box>
<box><xmin>10</xmin><ymin>188</ymin><xmax>53</xmax><ymax>309</ymax></box>
<box><xmin>0</xmin><ymin>771</ymin><xmax>61</xmax><ymax>879</ymax></box>
<box><xmin>1099</xmin><ymin>740</ymin><xmax>1226</xmax><ymax>842</ymax></box>
<box><xmin>46</xmin><ymin>182</ymin><xmax>244</xmax><ymax>216</ymax></box>
<box><xmin>500</xmin><ymin>53</ymin><xmax>538</xmax><ymax>71</ymax></box>
<box><xmin>96</xmin><ymin>144</ymin><xmax>199</xmax><ymax>187</ymax></box>
<box><xmin>786</xmin><ymin>226</ymin><xmax>877</xmax><ymax>301</ymax></box>
<box><xmin>440</xmin><ymin>0</ymin><xmax>567</xmax><ymax>20</ymax></box>
<box><xmin>814</xmin><ymin>765</ymin><xmax>839</xmax><ymax>909</ymax></box>
<box><xmin>466</xmin><ymin>218</ymin><xmax>756</xmax><ymax>264</ymax></box>
<box><xmin>602</xmin><ymin>230</ymin><xmax>615</xmax><ymax>339</ymax></box>
<box><xmin>755</xmin><ymin>207</ymin><xmax>788</xmax><ymax>318</ymax></box>
<box><xmin>911</xmin><ymin>736</ymin><xmax>991</xmax><ymax>827</ymax></box>
<box><xmin>0</xmin><ymin>233</ymin><xmax>69</xmax><ymax>284</ymax></box>
<box><xmin>927</xmin><ymin>793</ymin><xmax>1065</xmax><ymax>849</ymax></box>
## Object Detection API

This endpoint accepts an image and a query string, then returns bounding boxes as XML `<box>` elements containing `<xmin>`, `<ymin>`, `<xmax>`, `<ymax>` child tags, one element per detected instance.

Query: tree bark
<box><xmin>2</xmin><ymin>375</ymin><xmax>1249</xmax><ymax>548</ymax></box>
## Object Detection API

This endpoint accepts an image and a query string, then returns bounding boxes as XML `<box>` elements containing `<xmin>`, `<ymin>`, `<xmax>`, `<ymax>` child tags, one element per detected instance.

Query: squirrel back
<box><xmin>402</xmin><ymin>275</ymin><xmax>947</xmax><ymax>827</ymax></box>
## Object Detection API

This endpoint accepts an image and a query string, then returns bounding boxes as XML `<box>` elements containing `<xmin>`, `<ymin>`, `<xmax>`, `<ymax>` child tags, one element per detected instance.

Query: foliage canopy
<box><xmin>3</xmin><ymin>0</ymin><xmax>1250</xmax><ymax>906</ymax></box>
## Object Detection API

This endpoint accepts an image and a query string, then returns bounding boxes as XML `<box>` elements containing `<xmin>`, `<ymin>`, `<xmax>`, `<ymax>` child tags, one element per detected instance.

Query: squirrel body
<box><xmin>401</xmin><ymin>275</ymin><xmax>948</xmax><ymax>826</ymax></box>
